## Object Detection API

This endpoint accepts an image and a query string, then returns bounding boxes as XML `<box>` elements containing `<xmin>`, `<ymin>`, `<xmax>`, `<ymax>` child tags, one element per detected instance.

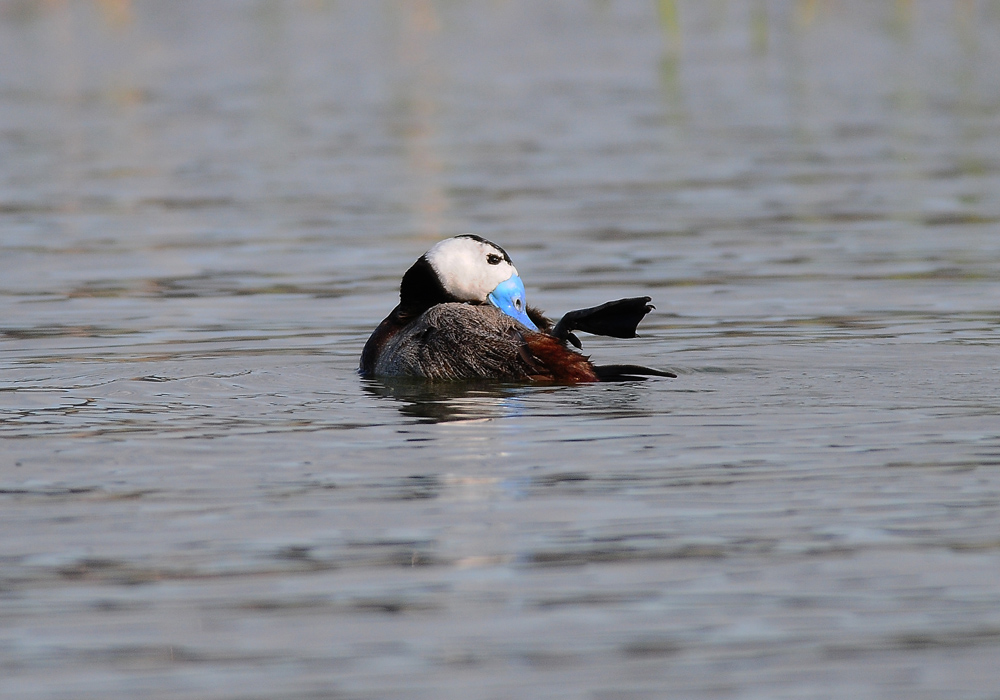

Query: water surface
<box><xmin>2</xmin><ymin>2</ymin><xmax>1000</xmax><ymax>698</ymax></box>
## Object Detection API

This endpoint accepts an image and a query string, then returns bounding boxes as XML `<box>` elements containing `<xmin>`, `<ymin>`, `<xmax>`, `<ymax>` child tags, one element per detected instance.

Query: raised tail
<box><xmin>593</xmin><ymin>364</ymin><xmax>677</xmax><ymax>381</ymax></box>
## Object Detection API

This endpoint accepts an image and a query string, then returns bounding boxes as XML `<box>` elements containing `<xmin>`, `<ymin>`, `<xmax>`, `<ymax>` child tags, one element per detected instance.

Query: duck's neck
<box><xmin>398</xmin><ymin>255</ymin><xmax>452</xmax><ymax>317</ymax></box>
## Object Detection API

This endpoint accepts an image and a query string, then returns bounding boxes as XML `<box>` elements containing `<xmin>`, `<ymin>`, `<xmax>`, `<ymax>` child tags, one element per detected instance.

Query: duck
<box><xmin>359</xmin><ymin>235</ymin><xmax>676</xmax><ymax>382</ymax></box>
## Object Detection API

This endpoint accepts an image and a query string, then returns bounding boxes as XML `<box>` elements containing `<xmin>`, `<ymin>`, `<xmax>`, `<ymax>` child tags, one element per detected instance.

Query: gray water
<box><xmin>2</xmin><ymin>1</ymin><xmax>1000</xmax><ymax>698</ymax></box>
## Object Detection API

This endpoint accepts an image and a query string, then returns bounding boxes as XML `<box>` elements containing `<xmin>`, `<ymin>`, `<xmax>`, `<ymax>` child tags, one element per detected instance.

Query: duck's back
<box><xmin>372</xmin><ymin>303</ymin><xmax>596</xmax><ymax>382</ymax></box>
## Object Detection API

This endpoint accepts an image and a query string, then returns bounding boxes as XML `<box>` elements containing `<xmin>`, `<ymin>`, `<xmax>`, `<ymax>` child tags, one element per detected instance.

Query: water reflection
<box><xmin>362</xmin><ymin>373</ymin><xmax>679</xmax><ymax>425</ymax></box>
<box><xmin>362</xmin><ymin>377</ymin><xmax>527</xmax><ymax>423</ymax></box>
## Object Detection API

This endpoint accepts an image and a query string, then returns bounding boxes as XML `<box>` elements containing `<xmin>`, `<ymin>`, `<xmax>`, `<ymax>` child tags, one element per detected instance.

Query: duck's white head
<box><xmin>399</xmin><ymin>235</ymin><xmax>538</xmax><ymax>330</ymax></box>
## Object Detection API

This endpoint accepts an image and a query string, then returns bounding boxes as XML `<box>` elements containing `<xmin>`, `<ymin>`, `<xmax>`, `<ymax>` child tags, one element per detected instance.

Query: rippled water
<box><xmin>2</xmin><ymin>1</ymin><xmax>1000</xmax><ymax>698</ymax></box>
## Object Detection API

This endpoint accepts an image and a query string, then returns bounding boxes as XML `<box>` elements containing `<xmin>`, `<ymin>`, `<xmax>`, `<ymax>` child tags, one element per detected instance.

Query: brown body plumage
<box><xmin>365</xmin><ymin>303</ymin><xmax>598</xmax><ymax>382</ymax></box>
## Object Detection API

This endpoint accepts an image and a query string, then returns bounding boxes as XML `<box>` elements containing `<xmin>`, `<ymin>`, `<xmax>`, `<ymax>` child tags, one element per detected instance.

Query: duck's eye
<box><xmin>486</xmin><ymin>253</ymin><xmax>502</xmax><ymax>265</ymax></box>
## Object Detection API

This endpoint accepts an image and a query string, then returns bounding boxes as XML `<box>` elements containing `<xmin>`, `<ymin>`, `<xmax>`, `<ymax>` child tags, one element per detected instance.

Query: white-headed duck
<box><xmin>360</xmin><ymin>235</ymin><xmax>675</xmax><ymax>382</ymax></box>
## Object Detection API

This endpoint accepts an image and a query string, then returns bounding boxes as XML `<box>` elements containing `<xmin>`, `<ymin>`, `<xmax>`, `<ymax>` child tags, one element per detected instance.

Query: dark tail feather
<box><xmin>552</xmin><ymin>297</ymin><xmax>654</xmax><ymax>342</ymax></box>
<box><xmin>593</xmin><ymin>364</ymin><xmax>677</xmax><ymax>381</ymax></box>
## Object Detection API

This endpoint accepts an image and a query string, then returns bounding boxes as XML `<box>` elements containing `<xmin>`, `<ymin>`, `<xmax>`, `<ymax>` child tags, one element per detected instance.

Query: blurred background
<box><xmin>2</xmin><ymin>2</ymin><xmax>1000</xmax><ymax>699</ymax></box>
<box><xmin>4</xmin><ymin>0</ymin><xmax>998</xmax><ymax>278</ymax></box>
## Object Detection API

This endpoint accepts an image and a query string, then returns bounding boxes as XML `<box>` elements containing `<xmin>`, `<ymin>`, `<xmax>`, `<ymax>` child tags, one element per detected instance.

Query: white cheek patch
<box><xmin>426</xmin><ymin>238</ymin><xmax>517</xmax><ymax>302</ymax></box>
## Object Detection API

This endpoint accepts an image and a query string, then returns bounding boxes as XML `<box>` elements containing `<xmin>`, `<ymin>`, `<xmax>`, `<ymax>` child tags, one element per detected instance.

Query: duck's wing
<box><xmin>374</xmin><ymin>303</ymin><xmax>603</xmax><ymax>383</ymax></box>
<box><xmin>360</xmin><ymin>305</ymin><xmax>412</xmax><ymax>377</ymax></box>
<box><xmin>374</xmin><ymin>303</ymin><xmax>539</xmax><ymax>381</ymax></box>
